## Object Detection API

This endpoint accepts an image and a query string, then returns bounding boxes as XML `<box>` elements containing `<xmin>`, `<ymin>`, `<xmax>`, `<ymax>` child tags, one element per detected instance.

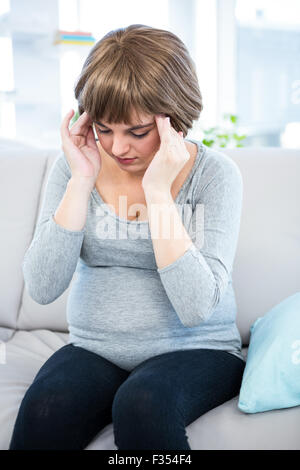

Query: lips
<box><xmin>115</xmin><ymin>157</ymin><xmax>137</xmax><ymax>164</ymax></box>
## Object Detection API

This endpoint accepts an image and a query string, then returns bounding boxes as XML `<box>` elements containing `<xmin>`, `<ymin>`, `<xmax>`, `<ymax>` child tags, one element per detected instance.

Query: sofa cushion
<box><xmin>238</xmin><ymin>291</ymin><xmax>300</xmax><ymax>413</ymax></box>
<box><xmin>19</xmin><ymin>285</ymin><xmax>71</xmax><ymax>332</ymax></box>
<box><xmin>0</xmin><ymin>327</ymin><xmax>15</xmax><ymax>342</ymax></box>
<box><xmin>0</xmin><ymin>330</ymin><xmax>68</xmax><ymax>450</ymax></box>
<box><xmin>18</xmin><ymin>151</ymin><xmax>71</xmax><ymax>333</ymax></box>
<box><xmin>226</xmin><ymin>148</ymin><xmax>300</xmax><ymax>345</ymax></box>
<box><xmin>0</xmin><ymin>140</ymin><xmax>48</xmax><ymax>329</ymax></box>
<box><xmin>186</xmin><ymin>394</ymin><xmax>300</xmax><ymax>450</ymax></box>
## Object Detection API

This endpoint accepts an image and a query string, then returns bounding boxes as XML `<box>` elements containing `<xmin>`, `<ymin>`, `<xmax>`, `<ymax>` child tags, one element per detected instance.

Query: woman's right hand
<box><xmin>60</xmin><ymin>109</ymin><xmax>102</xmax><ymax>189</ymax></box>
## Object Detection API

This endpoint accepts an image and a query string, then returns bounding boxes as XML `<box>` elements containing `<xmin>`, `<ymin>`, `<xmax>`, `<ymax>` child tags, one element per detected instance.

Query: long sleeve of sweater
<box><xmin>22</xmin><ymin>154</ymin><xmax>85</xmax><ymax>305</ymax></box>
<box><xmin>157</xmin><ymin>152</ymin><xmax>243</xmax><ymax>328</ymax></box>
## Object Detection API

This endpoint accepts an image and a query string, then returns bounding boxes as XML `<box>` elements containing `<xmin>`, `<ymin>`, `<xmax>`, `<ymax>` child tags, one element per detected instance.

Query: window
<box><xmin>2</xmin><ymin>0</ymin><xmax>298</xmax><ymax>148</ymax></box>
<box><xmin>235</xmin><ymin>0</ymin><xmax>300</xmax><ymax>147</ymax></box>
<box><xmin>0</xmin><ymin>2</ymin><xmax>16</xmax><ymax>139</ymax></box>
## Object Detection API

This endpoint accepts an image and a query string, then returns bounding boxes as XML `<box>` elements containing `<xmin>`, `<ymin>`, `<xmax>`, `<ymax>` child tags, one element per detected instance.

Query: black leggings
<box><xmin>9</xmin><ymin>344</ymin><xmax>245</xmax><ymax>450</ymax></box>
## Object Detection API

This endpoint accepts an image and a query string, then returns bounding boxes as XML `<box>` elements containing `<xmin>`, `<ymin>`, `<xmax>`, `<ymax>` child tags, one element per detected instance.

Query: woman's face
<box><xmin>94</xmin><ymin>110</ymin><xmax>164</xmax><ymax>177</ymax></box>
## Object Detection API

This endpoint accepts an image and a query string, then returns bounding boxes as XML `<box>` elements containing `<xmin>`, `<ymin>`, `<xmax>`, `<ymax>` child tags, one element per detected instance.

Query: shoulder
<box><xmin>192</xmin><ymin>141</ymin><xmax>243</xmax><ymax>195</ymax></box>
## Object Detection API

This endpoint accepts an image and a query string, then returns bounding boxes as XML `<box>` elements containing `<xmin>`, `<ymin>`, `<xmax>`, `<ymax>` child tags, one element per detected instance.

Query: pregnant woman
<box><xmin>9</xmin><ymin>24</ymin><xmax>245</xmax><ymax>450</ymax></box>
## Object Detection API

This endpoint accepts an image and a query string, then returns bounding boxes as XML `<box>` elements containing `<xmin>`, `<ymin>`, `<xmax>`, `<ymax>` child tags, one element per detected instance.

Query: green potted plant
<box><xmin>202</xmin><ymin>114</ymin><xmax>247</xmax><ymax>148</ymax></box>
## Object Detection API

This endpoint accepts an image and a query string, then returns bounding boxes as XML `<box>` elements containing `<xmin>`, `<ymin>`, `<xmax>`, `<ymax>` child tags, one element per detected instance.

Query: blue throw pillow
<box><xmin>238</xmin><ymin>292</ymin><xmax>300</xmax><ymax>413</ymax></box>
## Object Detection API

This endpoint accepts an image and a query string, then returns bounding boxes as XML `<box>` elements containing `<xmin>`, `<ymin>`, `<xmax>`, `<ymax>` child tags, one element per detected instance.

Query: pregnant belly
<box><xmin>66</xmin><ymin>264</ymin><xmax>184</xmax><ymax>335</ymax></box>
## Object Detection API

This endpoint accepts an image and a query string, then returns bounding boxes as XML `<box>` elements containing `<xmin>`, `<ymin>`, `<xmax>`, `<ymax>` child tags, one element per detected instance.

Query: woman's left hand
<box><xmin>141</xmin><ymin>115</ymin><xmax>190</xmax><ymax>193</ymax></box>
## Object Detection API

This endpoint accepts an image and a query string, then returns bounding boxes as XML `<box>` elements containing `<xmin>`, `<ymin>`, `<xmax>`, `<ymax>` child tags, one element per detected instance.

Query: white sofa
<box><xmin>1</xmin><ymin>137</ymin><xmax>300</xmax><ymax>450</ymax></box>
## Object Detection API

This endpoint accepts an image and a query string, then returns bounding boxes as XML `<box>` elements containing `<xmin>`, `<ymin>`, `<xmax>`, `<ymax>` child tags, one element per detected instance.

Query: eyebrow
<box><xmin>95</xmin><ymin>121</ymin><xmax>154</xmax><ymax>131</ymax></box>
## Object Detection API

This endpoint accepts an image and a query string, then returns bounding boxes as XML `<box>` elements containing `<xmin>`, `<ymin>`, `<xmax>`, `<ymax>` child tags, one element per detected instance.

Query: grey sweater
<box><xmin>23</xmin><ymin>139</ymin><xmax>245</xmax><ymax>371</ymax></box>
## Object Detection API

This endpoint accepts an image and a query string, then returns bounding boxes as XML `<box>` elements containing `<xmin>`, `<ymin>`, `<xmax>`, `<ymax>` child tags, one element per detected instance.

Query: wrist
<box><xmin>68</xmin><ymin>177</ymin><xmax>94</xmax><ymax>195</ymax></box>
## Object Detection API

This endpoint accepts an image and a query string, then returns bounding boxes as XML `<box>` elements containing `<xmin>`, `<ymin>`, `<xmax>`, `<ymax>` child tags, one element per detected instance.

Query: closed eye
<box><xmin>97</xmin><ymin>129</ymin><xmax>150</xmax><ymax>139</ymax></box>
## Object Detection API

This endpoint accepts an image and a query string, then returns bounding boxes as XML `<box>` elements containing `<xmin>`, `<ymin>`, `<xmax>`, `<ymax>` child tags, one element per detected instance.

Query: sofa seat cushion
<box><xmin>0</xmin><ymin>330</ymin><xmax>68</xmax><ymax>450</ymax></box>
<box><xmin>185</xmin><ymin>395</ymin><xmax>300</xmax><ymax>450</ymax></box>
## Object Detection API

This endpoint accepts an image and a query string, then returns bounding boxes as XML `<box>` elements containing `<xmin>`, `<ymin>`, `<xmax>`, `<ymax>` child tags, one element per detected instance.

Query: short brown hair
<box><xmin>74</xmin><ymin>24</ymin><xmax>203</xmax><ymax>137</ymax></box>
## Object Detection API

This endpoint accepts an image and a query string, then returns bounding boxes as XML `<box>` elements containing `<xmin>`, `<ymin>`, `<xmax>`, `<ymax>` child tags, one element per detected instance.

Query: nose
<box><xmin>111</xmin><ymin>137</ymin><xmax>130</xmax><ymax>158</ymax></box>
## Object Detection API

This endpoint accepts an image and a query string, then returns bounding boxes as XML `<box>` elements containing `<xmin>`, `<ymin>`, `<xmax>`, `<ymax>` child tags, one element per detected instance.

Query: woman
<box><xmin>9</xmin><ymin>24</ymin><xmax>245</xmax><ymax>451</ymax></box>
